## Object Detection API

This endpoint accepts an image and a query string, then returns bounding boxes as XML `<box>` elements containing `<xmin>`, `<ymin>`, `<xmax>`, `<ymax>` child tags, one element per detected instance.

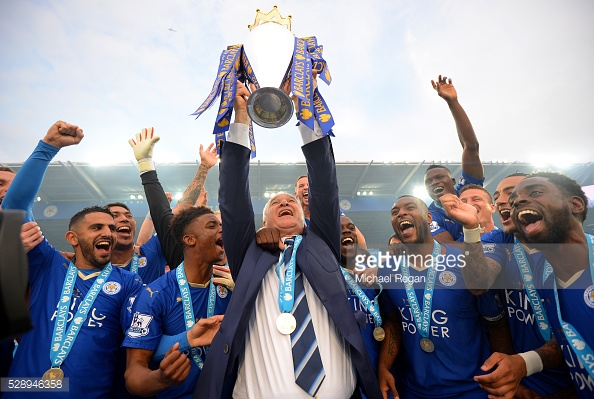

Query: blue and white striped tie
<box><xmin>283</xmin><ymin>239</ymin><xmax>326</xmax><ymax>396</ymax></box>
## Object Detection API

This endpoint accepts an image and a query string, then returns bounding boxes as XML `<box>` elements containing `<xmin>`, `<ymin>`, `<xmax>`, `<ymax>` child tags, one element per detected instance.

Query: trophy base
<box><xmin>247</xmin><ymin>87</ymin><xmax>294</xmax><ymax>129</ymax></box>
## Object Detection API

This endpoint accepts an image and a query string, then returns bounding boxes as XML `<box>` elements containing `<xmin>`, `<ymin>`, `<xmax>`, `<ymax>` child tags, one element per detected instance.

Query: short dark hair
<box><xmin>69</xmin><ymin>206</ymin><xmax>113</xmax><ymax>230</ymax></box>
<box><xmin>170</xmin><ymin>206</ymin><xmax>214</xmax><ymax>246</ymax></box>
<box><xmin>459</xmin><ymin>184</ymin><xmax>493</xmax><ymax>204</ymax></box>
<box><xmin>105</xmin><ymin>202</ymin><xmax>131</xmax><ymax>213</ymax></box>
<box><xmin>425</xmin><ymin>164</ymin><xmax>451</xmax><ymax>174</ymax></box>
<box><xmin>0</xmin><ymin>167</ymin><xmax>15</xmax><ymax>173</ymax></box>
<box><xmin>526</xmin><ymin>171</ymin><xmax>588</xmax><ymax>222</ymax></box>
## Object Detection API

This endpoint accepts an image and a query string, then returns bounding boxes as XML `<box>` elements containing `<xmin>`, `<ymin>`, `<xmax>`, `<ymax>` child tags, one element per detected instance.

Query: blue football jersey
<box><xmin>541</xmin><ymin>265</ymin><xmax>594</xmax><ymax>399</ymax></box>
<box><xmin>116</xmin><ymin>234</ymin><xmax>168</xmax><ymax>284</ymax></box>
<box><xmin>6</xmin><ymin>239</ymin><xmax>143</xmax><ymax>399</ymax></box>
<box><xmin>379</xmin><ymin>244</ymin><xmax>492</xmax><ymax>398</ymax></box>
<box><xmin>483</xmin><ymin>241</ymin><xmax>572</xmax><ymax>396</ymax></box>
<box><xmin>122</xmin><ymin>271</ymin><xmax>232</xmax><ymax>399</ymax></box>
<box><xmin>345</xmin><ymin>280</ymin><xmax>380</xmax><ymax>372</ymax></box>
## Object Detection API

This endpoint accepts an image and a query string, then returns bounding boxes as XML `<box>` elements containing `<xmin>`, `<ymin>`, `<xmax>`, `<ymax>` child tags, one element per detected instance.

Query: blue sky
<box><xmin>1</xmin><ymin>0</ymin><xmax>593</xmax><ymax>166</ymax></box>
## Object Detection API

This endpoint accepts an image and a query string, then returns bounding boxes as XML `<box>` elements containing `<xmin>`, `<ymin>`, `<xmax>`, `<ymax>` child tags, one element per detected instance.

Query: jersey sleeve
<box><xmin>428</xmin><ymin>209</ymin><xmax>447</xmax><ymax>236</ymax></box>
<box><xmin>1</xmin><ymin>140</ymin><xmax>59</xmax><ymax>222</ymax></box>
<box><xmin>475</xmin><ymin>289</ymin><xmax>505</xmax><ymax>321</ymax></box>
<box><xmin>120</xmin><ymin>272</ymin><xmax>145</xmax><ymax>332</ymax></box>
<box><xmin>122</xmin><ymin>284</ymin><xmax>164</xmax><ymax>352</ymax></box>
<box><xmin>455</xmin><ymin>170</ymin><xmax>485</xmax><ymax>192</ymax></box>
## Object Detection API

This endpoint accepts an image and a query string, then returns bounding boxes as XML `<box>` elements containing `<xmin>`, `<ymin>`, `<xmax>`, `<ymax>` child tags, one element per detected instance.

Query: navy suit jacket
<box><xmin>194</xmin><ymin>136</ymin><xmax>382</xmax><ymax>399</ymax></box>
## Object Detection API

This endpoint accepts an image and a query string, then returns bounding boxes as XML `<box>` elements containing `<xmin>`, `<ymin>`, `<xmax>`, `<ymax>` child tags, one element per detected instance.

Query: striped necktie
<box><xmin>283</xmin><ymin>238</ymin><xmax>326</xmax><ymax>396</ymax></box>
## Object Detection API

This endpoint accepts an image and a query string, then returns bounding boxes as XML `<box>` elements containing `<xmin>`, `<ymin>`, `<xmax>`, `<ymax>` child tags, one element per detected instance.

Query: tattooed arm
<box><xmin>462</xmin><ymin>242</ymin><xmax>502</xmax><ymax>294</ymax></box>
<box><xmin>440</xmin><ymin>193</ymin><xmax>502</xmax><ymax>294</ymax></box>
<box><xmin>173</xmin><ymin>143</ymin><xmax>218</xmax><ymax>212</ymax></box>
<box><xmin>377</xmin><ymin>303</ymin><xmax>402</xmax><ymax>399</ymax></box>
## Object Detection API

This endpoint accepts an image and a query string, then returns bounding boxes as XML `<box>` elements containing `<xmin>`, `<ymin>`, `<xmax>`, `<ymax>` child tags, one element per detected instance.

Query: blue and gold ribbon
<box><xmin>292</xmin><ymin>38</ymin><xmax>315</xmax><ymax>131</ymax></box>
<box><xmin>193</xmin><ymin>46</ymin><xmax>259</xmax><ymax>158</ymax></box>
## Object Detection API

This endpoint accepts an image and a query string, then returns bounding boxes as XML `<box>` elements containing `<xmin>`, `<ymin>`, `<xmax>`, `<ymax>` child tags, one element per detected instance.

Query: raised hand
<box><xmin>431</xmin><ymin>75</ymin><xmax>458</xmax><ymax>103</ymax></box>
<box><xmin>233</xmin><ymin>80</ymin><xmax>254</xmax><ymax>125</ymax></box>
<box><xmin>42</xmin><ymin>120</ymin><xmax>84</xmax><ymax>148</ymax></box>
<box><xmin>20</xmin><ymin>221</ymin><xmax>44</xmax><ymax>252</ymax></box>
<box><xmin>199</xmin><ymin>143</ymin><xmax>219</xmax><ymax>168</ymax></box>
<box><xmin>128</xmin><ymin>127</ymin><xmax>160</xmax><ymax>173</ymax></box>
<box><xmin>440</xmin><ymin>193</ymin><xmax>479</xmax><ymax>228</ymax></box>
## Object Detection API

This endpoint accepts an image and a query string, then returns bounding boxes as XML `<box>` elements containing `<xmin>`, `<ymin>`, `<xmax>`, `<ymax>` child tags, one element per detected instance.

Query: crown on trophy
<box><xmin>248</xmin><ymin>5</ymin><xmax>292</xmax><ymax>31</ymax></box>
<box><xmin>192</xmin><ymin>6</ymin><xmax>334</xmax><ymax>158</ymax></box>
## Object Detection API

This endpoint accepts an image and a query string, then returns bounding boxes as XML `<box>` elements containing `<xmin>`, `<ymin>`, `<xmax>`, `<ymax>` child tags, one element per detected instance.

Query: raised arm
<box><xmin>432</xmin><ymin>75</ymin><xmax>483</xmax><ymax>180</ymax></box>
<box><xmin>174</xmin><ymin>144</ymin><xmax>217</xmax><ymax>212</ymax></box>
<box><xmin>2</xmin><ymin>121</ymin><xmax>83</xmax><ymax>221</ymax></box>
<box><xmin>440</xmin><ymin>193</ymin><xmax>501</xmax><ymax>294</ymax></box>
<box><xmin>218</xmin><ymin>81</ymin><xmax>257</xmax><ymax>280</ymax></box>
<box><xmin>129</xmin><ymin>128</ymin><xmax>184</xmax><ymax>268</ymax></box>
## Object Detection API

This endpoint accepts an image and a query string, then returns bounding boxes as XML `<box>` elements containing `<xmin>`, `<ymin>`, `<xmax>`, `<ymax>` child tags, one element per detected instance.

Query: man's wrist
<box><xmin>137</xmin><ymin>159</ymin><xmax>156</xmax><ymax>174</ymax></box>
<box><xmin>233</xmin><ymin>112</ymin><xmax>250</xmax><ymax>125</ymax></box>
<box><xmin>517</xmin><ymin>351</ymin><xmax>542</xmax><ymax>376</ymax></box>
<box><xmin>463</xmin><ymin>225</ymin><xmax>482</xmax><ymax>243</ymax></box>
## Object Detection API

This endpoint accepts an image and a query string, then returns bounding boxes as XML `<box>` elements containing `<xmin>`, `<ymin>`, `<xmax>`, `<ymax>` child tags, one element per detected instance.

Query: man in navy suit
<box><xmin>193</xmin><ymin>82</ymin><xmax>381</xmax><ymax>399</ymax></box>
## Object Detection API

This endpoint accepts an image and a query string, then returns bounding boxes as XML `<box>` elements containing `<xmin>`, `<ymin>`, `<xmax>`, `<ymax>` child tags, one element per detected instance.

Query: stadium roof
<box><xmin>2</xmin><ymin>160</ymin><xmax>593</xmax><ymax>252</ymax></box>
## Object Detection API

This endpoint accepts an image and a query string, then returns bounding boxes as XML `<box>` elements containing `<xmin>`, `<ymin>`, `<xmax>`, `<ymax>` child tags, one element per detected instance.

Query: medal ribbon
<box><xmin>341</xmin><ymin>267</ymin><xmax>383</xmax><ymax>329</ymax></box>
<box><xmin>401</xmin><ymin>241</ymin><xmax>441</xmax><ymax>338</ymax></box>
<box><xmin>50</xmin><ymin>262</ymin><xmax>112</xmax><ymax>368</ymax></box>
<box><xmin>512</xmin><ymin>239</ymin><xmax>551</xmax><ymax>341</ymax></box>
<box><xmin>129</xmin><ymin>253</ymin><xmax>139</xmax><ymax>275</ymax></box>
<box><xmin>276</xmin><ymin>235</ymin><xmax>304</xmax><ymax>314</ymax></box>
<box><xmin>176</xmin><ymin>262</ymin><xmax>216</xmax><ymax>369</ymax></box>
<box><xmin>551</xmin><ymin>234</ymin><xmax>594</xmax><ymax>381</ymax></box>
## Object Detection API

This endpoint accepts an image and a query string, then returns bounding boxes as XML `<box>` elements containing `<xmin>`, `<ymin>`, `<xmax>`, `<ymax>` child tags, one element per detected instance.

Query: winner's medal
<box><xmin>42</xmin><ymin>367</ymin><xmax>64</xmax><ymax>381</ymax></box>
<box><xmin>373</xmin><ymin>327</ymin><xmax>385</xmax><ymax>342</ymax></box>
<box><xmin>401</xmin><ymin>241</ymin><xmax>442</xmax><ymax>354</ymax></box>
<box><xmin>276</xmin><ymin>313</ymin><xmax>297</xmax><ymax>335</ymax></box>
<box><xmin>340</xmin><ymin>267</ymin><xmax>385</xmax><ymax>342</ymax></box>
<box><xmin>420</xmin><ymin>338</ymin><xmax>435</xmax><ymax>353</ymax></box>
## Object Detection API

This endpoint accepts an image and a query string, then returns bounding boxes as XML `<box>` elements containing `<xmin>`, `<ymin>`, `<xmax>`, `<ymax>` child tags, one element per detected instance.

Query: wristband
<box><xmin>463</xmin><ymin>225</ymin><xmax>482</xmax><ymax>243</ymax></box>
<box><xmin>518</xmin><ymin>351</ymin><xmax>543</xmax><ymax>376</ymax></box>
<box><xmin>137</xmin><ymin>158</ymin><xmax>156</xmax><ymax>174</ymax></box>
<box><xmin>146</xmin><ymin>213</ymin><xmax>152</xmax><ymax>220</ymax></box>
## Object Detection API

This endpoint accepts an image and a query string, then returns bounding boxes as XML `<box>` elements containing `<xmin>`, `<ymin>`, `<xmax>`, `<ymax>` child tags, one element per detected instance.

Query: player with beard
<box><xmin>442</xmin><ymin>176</ymin><xmax>576</xmax><ymax>398</ymax></box>
<box><xmin>424</xmin><ymin>75</ymin><xmax>485</xmax><ymax>244</ymax></box>
<box><xmin>377</xmin><ymin>195</ymin><xmax>497</xmax><ymax>399</ymax></box>
<box><xmin>1</xmin><ymin>121</ymin><xmax>146</xmax><ymax>398</ymax></box>
<box><xmin>509</xmin><ymin>171</ymin><xmax>593</xmax><ymax>399</ymax></box>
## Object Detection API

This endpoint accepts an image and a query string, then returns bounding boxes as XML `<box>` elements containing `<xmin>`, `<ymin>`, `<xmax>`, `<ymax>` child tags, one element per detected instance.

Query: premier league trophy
<box><xmin>191</xmin><ymin>6</ymin><xmax>335</xmax><ymax>157</ymax></box>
